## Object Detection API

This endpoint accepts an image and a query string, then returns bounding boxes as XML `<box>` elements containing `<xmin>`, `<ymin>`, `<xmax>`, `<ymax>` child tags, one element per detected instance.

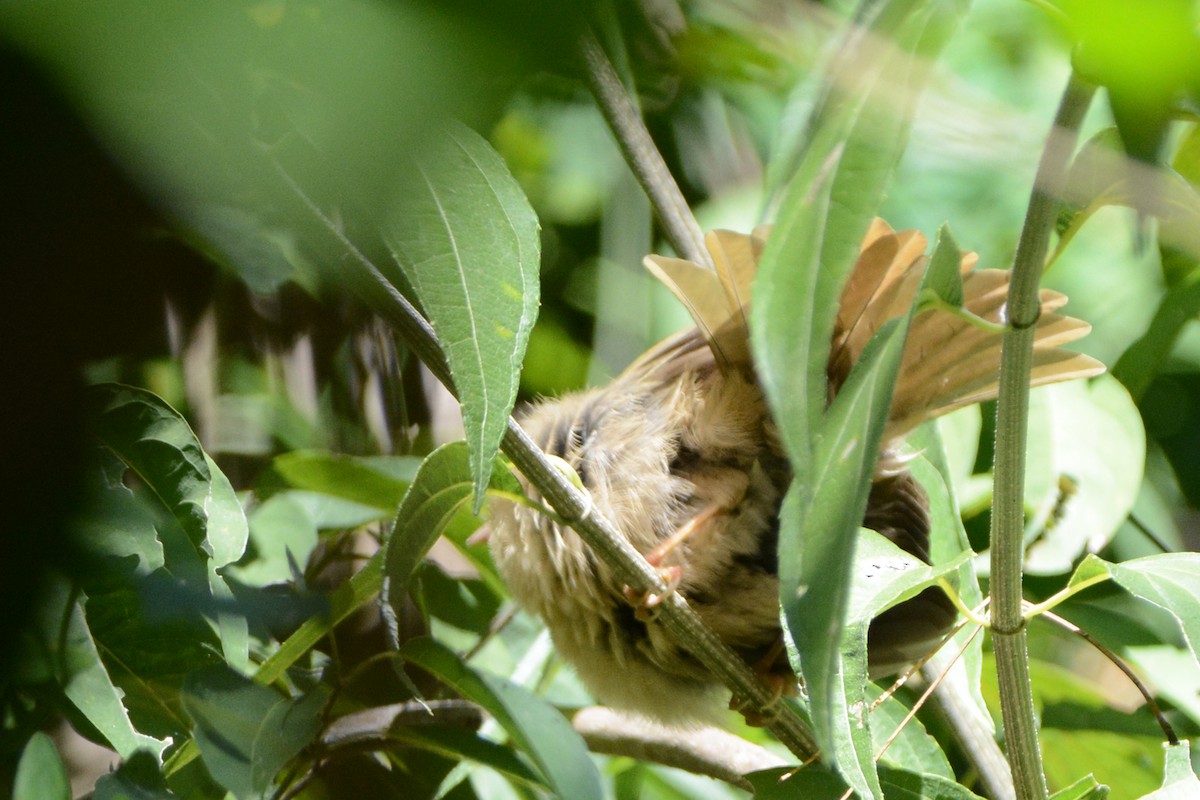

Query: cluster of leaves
<box><xmin>5</xmin><ymin>1</ymin><xmax>1200</xmax><ymax>799</ymax></box>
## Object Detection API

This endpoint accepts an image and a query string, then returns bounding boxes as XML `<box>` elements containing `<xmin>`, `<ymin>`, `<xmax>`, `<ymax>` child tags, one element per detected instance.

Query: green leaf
<box><xmin>390</xmin><ymin>726</ymin><xmax>545</xmax><ymax>791</ymax></box>
<box><xmin>87</xmin><ymin>383</ymin><xmax>248</xmax><ymax>566</ymax></box>
<box><xmin>923</xmin><ymin>224</ymin><xmax>965</xmax><ymax>307</ymax></box>
<box><xmin>1138</xmin><ymin>741</ymin><xmax>1200</xmax><ymax>799</ymax></box>
<box><xmin>745</xmin><ymin>765</ymin><xmax>849</xmax><ymax>799</ymax></box>
<box><xmin>382</xmin><ymin>442</ymin><xmax>519</xmax><ymax>645</ymax></box>
<box><xmin>272</xmin><ymin>450</ymin><xmax>417</xmax><ymax>509</ymax></box>
<box><xmin>182</xmin><ymin>666</ymin><xmax>327</xmax><ymax>799</ymax></box>
<box><xmin>77</xmin><ymin>448</ymin><xmax>166</xmax><ymax>574</ymax></box>
<box><xmin>1112</xmin><ymin>271</ymin><xmax>1200</xmax><ymax>401</ymax></box>
<box><xmin>1048</xmin><ymin>774</ymin><xmax>1110</xmax><ymax>800</ymax></box>
<box><xmin>877</xmin><ymin>767</ymin><xmax>986</xmax><ymax>799</ymax></box>
<box><xmin>1106</xmin><ymin>554</ymin><xmax>1200</xmax><ymax>669</ymax></box>
<box><xmin>14</xmin><ymin>732</ymin><xmax>70</xmax><ymax>800</ymax></box>
<box><xmin>231</xmin><ymin>493</ymin><xmax>319</xmax><ymax>586</ymax></box>
<box><xmin>1024</xmin><ymin>377</ymin><xmax>1145</xmax><ymax>575</ymax></box>
<box><xmin>401</xmin><ymin>638</ymin><xmax>602</xmax><ymax>800</ymax></box>
<box><xmin>744</xmin><ymin>765</ymin><xmax>986</xmax><ymax>800</ymax></box>
<box><xmin>40</xmin><ymin>583</ymin><xmax>169</xmax><ymax>761</ymax></box>
<box><xmin>94</xmin><ymin>751</ymin><xmax>176</xmax><ymax>800</ymax></box>
<box><xmin>778</xmin><ymin>319</ymin><xmax>910</xmax><ymax>798</ymax></box>
<box><xmin>383</xmin><ymin>123</ymin><xmax>540</xmax><ymax>512</ymax></box>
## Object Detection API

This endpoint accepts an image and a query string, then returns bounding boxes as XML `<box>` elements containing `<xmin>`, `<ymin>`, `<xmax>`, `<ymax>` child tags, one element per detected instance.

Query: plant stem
<box><xmin>989</xmin><ymin>71</ymin><xmax>1095</xmax><ymax>800</ymax></box>
<box><xmin>577</xmin><ymin>29</ymin><xmax>710</xmax><ymax>267</ymax></box>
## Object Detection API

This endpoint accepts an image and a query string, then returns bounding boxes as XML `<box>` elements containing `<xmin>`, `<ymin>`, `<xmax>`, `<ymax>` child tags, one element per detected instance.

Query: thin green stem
<box><xmin>989</xmin><ymin>72</ymin><xmax>1095</xmax><ymax>800</ymax></box>
<box><xmin>1021</xmin><ymin>573</ymin><xmax>1111</xmax><ymax>619</ymax></box>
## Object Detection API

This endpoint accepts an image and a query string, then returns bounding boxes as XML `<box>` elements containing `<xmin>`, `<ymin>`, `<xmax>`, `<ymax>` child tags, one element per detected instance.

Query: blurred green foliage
<box><xmin>2</xmin><ymin>0</ymin><xmax>1200</xmax><ymax>798</ymax></box>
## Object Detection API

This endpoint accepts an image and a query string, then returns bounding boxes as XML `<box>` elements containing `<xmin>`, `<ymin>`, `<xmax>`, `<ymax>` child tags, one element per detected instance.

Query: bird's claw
<box><xmin>623</xmin><ymin>565</ymin><xmax>683</xmax><ymax>621</ymax></box>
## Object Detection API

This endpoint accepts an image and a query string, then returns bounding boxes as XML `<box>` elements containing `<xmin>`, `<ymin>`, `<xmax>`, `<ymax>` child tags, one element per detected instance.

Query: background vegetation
<box><xmin>1</xmin><ymin>1</ymin><xmax>1199</xmax><ymax>798</ymax></box>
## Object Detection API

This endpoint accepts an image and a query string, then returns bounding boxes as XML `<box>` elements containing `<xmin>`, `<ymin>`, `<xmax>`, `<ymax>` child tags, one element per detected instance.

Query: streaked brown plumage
<box><xmin>488</xmin><ymin>219</ymin><xmax>1104</xmax><ymax>725</ymax></box>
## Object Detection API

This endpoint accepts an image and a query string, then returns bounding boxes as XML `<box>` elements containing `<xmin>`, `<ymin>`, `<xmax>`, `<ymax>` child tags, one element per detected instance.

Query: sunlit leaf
<box><xmin>229</xmin><ymin>493</ymin><xmax>319</xmax><ymax>586</ymax></box>
<box><xmin>401</xmin><ymin>638</ymin><xmax>602</xmax><ymax>800</ymax></box>
<box><xmin>1024</xmin><ymin>377</ymin><xmax>1145</xmax><ymax>575</ymax></box>
<box><xmin>923</xmin><ymin>224</ymin><xmax>965</xmax><ymax>307</ymax></box>
<box><xmin>1047</xmin><ymin>774</ymin><xmax>1109</xmax><ymax>800</ymax></box>
<box><xmin>87</xmin><ymin>384</ymin><xmax>248</xmax><ymax>566</ymax></box>
<box><xmin>1135</xmin><ymin>741</ymin><xmax>1200</xmax><ymax>799</ymax></box>
<box><xmin>272</xmin><ymin>450</ymin><xmax>418</xmax><ymax>510</ymax></box>
<box><xmin>382</xmin><ymin>442</ymin><xmax>519</xmax><ymax>645</ymax></box>
<box><xmin>383</xmin><ymin>124</ymin><xmax>540</xmax><ymax>512</ymax></box>
<box><xmin>1104</xmin><ymin>554</ymin><xmax>1200</xmax><ymax>670</ymax></box>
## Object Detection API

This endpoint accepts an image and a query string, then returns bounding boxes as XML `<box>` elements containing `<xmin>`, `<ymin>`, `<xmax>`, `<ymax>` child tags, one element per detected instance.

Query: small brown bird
<box><xmin>488</xmin><ymin>219</ymin><xmax>1104</xmax><ymax>725</ymax></box>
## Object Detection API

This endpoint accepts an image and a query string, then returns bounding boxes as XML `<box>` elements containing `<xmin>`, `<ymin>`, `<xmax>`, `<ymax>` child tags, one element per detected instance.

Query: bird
<box><xmin>487</xmin><ymin>219</ymin><xmax>1105</xmax><ymax>725</ymax></box>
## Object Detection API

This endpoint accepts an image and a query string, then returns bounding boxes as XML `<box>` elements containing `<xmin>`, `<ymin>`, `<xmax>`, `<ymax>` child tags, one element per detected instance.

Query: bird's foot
<box><xmin>730</xmin><ymin>672</ymin><xmax>796</xmax><ymax>727</ymax></box>
<box><xmin>622</xmin><ymin>565</ymin><xmax>683</xmax><ymax>621</ymax></box>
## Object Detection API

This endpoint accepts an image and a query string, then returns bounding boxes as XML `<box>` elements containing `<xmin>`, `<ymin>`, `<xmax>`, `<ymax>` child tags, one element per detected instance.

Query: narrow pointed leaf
<box><xmin>43</xmin><ymin>584</ymin><xmax>168</xmax><ymax>761</ymax></box>
<box><xmin>924</xmin><ymin>224</ymin><xmax>965</xmax><ymax>307</ymax></box>
<box><xmin>779</xmin><ymin>320</ymin><xmax>909</xmax><ymax>798</ymax></box>
<box><xmin>381</xmin><ymin>441</ymin><xmax>519</xmax><ymax>646</ymax></box>
<box><xmin>383</xmin><ymin>123</ymin><xmax>540</xmax><ymax>512</ymax></box>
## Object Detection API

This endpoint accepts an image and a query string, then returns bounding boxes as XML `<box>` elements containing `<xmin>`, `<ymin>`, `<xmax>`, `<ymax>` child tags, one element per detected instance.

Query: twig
<box><xmin>572</xmin><ymin>706</ymin><xmax>787</xmax><ymax>790</ymax></box>
<box><xmin>1034</xmin><ymin>608</ymin><xmax>1179</xmax><ymax>745</ymax></box>
<box><xmin>320</xmin><ymin>699</ymin><xmax>484</xmax><ymax>750</ymax></box>
<box><xmin>577</xmin><ymin>29</ymin><xmax>709</xmax><ymax>267</ymax></box>
<box><xmin>989</xmin><ymin>71</ymin><xmax>1095</xmax><ymax>800</ymax></box>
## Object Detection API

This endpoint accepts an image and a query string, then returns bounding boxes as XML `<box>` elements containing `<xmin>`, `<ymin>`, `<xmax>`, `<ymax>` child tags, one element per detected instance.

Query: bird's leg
<box><xmin>623</xmin><ymin>502</ymin><xmax>725</xmax><ymax>619</ymax></box>
<box><xmin>729</xmin><ymin>638</ymin><xmax>798</xmax><ymax>726</ymax></box>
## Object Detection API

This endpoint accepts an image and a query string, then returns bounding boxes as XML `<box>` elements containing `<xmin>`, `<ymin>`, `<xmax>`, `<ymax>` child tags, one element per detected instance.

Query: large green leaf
<box><xmin>1023</xmin><ymin>377</ymin><xmax>1145</xmax><ymax>575</ymax></box>
<box><xmin>383</xmin><ymin>124</ymin><xmax>540</xmax><ymax>512</ymax></box>
<box><xmin>401</xmin><ymin>638</ymin><xmax>602</xmax><ymax>800</ymax></box>
<box><xmin>182</xmin><ymin>667</ymin><xmax>327</xmax><ymax>799</ymax></box>
<box><xmin>14</xmin><ymin>732</ymin><xmax>70</xmax><ymax>800</ymax></box>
